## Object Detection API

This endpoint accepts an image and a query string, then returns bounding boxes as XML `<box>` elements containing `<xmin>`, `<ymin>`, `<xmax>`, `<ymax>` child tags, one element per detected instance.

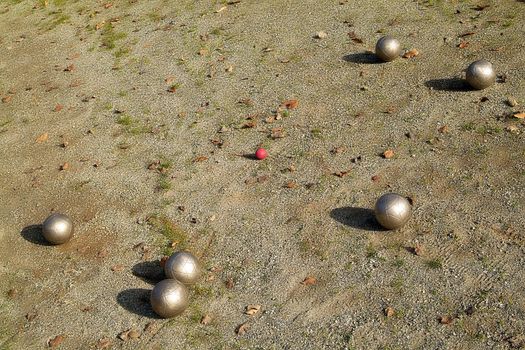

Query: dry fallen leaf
<box><xmin>383</xmin><ymin>149</ymin><xmax>395</xmax><ymax>159</ymax></box>
<box><xmin>194</xmin><ymin>156</ymin><xmax>209</xmax><ymax>162</ymax></box>
<box><xmin>245</xmin><ymin>304</ymin><xmax>261</xmax><ymax>316</ymax></box>
<box><xmin>281</xmin><ymin>99</ymin><xmax>299</xmax><ymax>110</ymax></box>
<box><xmin>111</xmin><ymin>264</ymin><xmax>125</xmax><ymax>272</ymax></box>
<box><xmin>48</xmin><ymin>335</ymin><xmax>65</xmax><ymax>348</ymax></box>
<box><xmin>384</xmin><ymin>307</ymin><xmax>395</xmax><ymax>317</ymax></box>
<box><xmin>59</xmin><ymin>162</ymin><xmax>70</xmax><ymax>171</ymax></box>
<box><xmin>371</xmin><ymin>175</ymin><xmax>381</xmax><ymax>182</ymax></box>
<box><xmin>440</xmin><ymin>315</ymin><xmax>453</xmax><ymax>324</ymax></box>
<box><xmin>301</xmin><ymin>276</ymin><xmax>317</xmax><ymax>286</ymax></box>
<box><xmin>285</xmin><ymin>181</ymin><xmax>298</xmax><ymax>189</ymax></box>
<box><xmin>333</xmin><ymin>170</ymin><xmax>351</xmax><ymax>178</ymax></box>
<box><xmin>513</xmin><ymin>112</ymin><xmax>525</xmax><ymax>119</ymax></box>
<box><xmin>402</xmin><ymin>49</ymin><xmax>419</xmax><ymax>58</ymax></box>
<box><xmin>414</xmin><ymin>245</ymin><xmax>424</xmax><ymax>256</ymax></box>
<box><xmin>36</xmin><ymin>132</ymin><xmax>49</xmax><ymax>143</ymax></box>
<box><xmin>458</xmin><ymin>41</ymin><xmax>469</xmax><ymax>49</ymax></box>
<box><xmin>438</xmin><ymin>125</ymin><xmax>449</xmax><ymax>134</ymax></box>
<box><xmin>348</xmin><ymin>31</ymin><xmax>364</xmax><ymax>43</ymax></box>
<box><xmin>215</xmin><ymin>5</ymin><xmax>227</xmax><ymax>12</ymax></box>
<box><xmin>1</xmin><ymin>95</ymin><xmax>12</xmax><ymax>103</ymax></box>
<box><xmin>270</xmin><ymin>127</ymin><xmax>285</xmax><ymax>139</ymax></box>
<box><xmin>96</xmin><ymin>338</ymin><xmax>112</xmax><ymax>349</ymax></box>
<box><xmin>54</xmin><ymin>104</ymin><xmax>63</xmax><ymax>112</ymax></box>
<box><xmin>201</xmin><ymin>314</ymin><xmax>212</xmax><ymax>325</ymax></box>
<box><xmin>64</xmin><ymin>64</ymin><xmax>75</xmax><ymax>72</ymax></box>
<box><xmin>236</xmin><ymin>322</ymin><xmax>249</xmax><ymax>335</ymax></box>
<box><xmin>127</xmin><ymin>329</ymin><xmax>140</xmax><ymax>340</ymax></box>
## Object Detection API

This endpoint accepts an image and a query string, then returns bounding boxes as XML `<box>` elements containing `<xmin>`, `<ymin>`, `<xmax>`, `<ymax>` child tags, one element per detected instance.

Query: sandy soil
<box><xmin>0</xmin><ymin>0</ymin><xmax>524</xmax><ymax>349</ymax></box>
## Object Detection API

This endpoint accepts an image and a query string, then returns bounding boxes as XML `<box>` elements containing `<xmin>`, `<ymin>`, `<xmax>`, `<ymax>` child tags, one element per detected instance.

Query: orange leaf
<box><xmin>281</xmin><ymin>99</ymin><xmax>299</xmax><ymax>109</ymax></box>
<box><xmin>36</xmin><ymin>133</ymin><xmax>49</xmax><ymax>143</ymax></box>
<box><xmin>48</xmin><ymin>335</ymin><xmax>65</xmax><ymax>348</ymax></box>
<box><xmin>513</xmin><ymin>112</ymin><xmax>525</xmax><ymax>119</ymax></box>
<box><xmin>402</xmin><ymin>49</ymin><xmax>419</xmax><ymax>58</ymax></box>
<box><xmin>301</xmin><ymin>276</ymin><xmax>317</xmax><ymax>285</ymax></box>
<box><xmin>194</xmin><ymin>156</ymin><xmax>208</xmax><ymax>162</ymax></box>
<box><xmin>383</xmin><ymin>149</ymin><xmax>395</xmax><ymax>159</ymax></box>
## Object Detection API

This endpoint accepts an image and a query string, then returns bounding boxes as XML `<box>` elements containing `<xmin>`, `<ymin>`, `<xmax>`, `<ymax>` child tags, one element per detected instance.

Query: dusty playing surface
<box><xmin>1</xmin><ymin>0</ymin><xmax>524</xmax><ymax>349</ymax></box>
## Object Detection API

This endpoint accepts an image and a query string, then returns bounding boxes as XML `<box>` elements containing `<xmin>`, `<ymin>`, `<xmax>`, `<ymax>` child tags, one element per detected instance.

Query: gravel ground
<box><xmin>0</xmin><ymin>0</ymin><xmax>524</xmax><ymax>349</ymax></box>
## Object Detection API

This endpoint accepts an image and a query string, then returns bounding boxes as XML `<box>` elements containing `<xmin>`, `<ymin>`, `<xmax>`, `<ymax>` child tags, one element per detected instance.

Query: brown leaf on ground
<box><xmin>64</xmin><ymin>64</ymin><xmax>75</xmax><ymax>72</ymax></box>
<box><xmin>333</xmin><ymin>170</ymin><xmax>351</xmax><ymax>178</ymax></box>
<box><xmin>36</xmin><ymin>133</ymin><xmax>49</xmax><ymax>143</ymax></box>
<box><xmin>95</xmin><ymin>21</ymin><xmax>106</xmax><ymax>30</ymax></box>
<box><xmin>1</xmin><ymin>95</ymin><xmax>12</xmax><ymax>103</ymax></box>
<box><xmin>458</xmin><ymin>41</ymin><xmax>469</xmax><ymax>49</ymax></box>
<box><xmin>7</xmin><ymin>288</ymin><xmax>18</xmax><ymax>299</ymax></box>
<box><xmin>402</xmin><ymin>49</ymin><xmax>419</xmax><ymax>58</ymax></box>
<box><xmin>384</xmin><ymin>307</ymin><xmax>395</xmax><ymax>317</ymax></box>
<box><xmin>127</xmin><ymin>329</ymin><xmax>140</xmax><ymax>340</ymax></box>
<box><xmin>200</xmin><ymin>314</ymin><xmax>212</xmax><ymax>325</ymax></box>
<box><xmin>159</xmin><ymin>255</ymin><xmax>169</xmax><ymax>268</ymax></box>
<box><xmin>245</xmin><ymin>304</ymin><xmax>261</xmax><ymax>316</ymax></box>
<box><xmin>242</xmin><ymin>120</ymin><xmax>257</xmax><ymax>129</ymax></box>
<box><xmin>331</xmin><ymin>146</ymin><xmax>345</xmax><ymax>154</ymax></box>
<box><xmin>198</xmin><ymin>48</ymin><xmax>208</xmax><ymax>56</ymax></box>
<box><xmin>438</xmin><ymin>125</ymin><xmax>449</xmax><ymax>133</ymax></box>
<box><xmin>440</xmin><ymin>315</ymin><xmax>454</xmax><ymax>324</ymax></box>
<box><xmin>144</xmin><ymin>321</ymin><xmax>159</xmax><ymax>334</ymax></box>
<box><xmin>285</xmin><ymin>181</ymin><xmax>298</xmax><ymax>189</ymax></box>
<box><xmin>111</xmin><ymin>264</ymin><xmax>125</xmax><ymax>272</ymax></box>
<box><xmin>54</xmin><ymin>104</ymin><xmax>63</xmax><ymax>112</ymax></box>
<box><xmin>383</xmin><ymin>149</ymin><xmax>395</xmax><ymax>159</ymax></box>
<box><xmin>225</xmin><ymin>277</ymin><xmax>234</xmax><ymax>289</ymax></box>
<box><xmin>236</xmin><ymin>322</ymin><xmax>250</xmax><ymax>335</ymax></box>
<box><xmin>59</xmin><ymin>162</ymin><xmax>70</xmax><ymax>171</ymax></box>
<box><xmin>194</xmin><ymin>156</ymin><xmax>209</xmax><ymax>162</ymax></box>
<box><xmin>103</xmin><ymin>3</ymin><xmax>113</xmax><ymax>9</ymax></box>
<box><xmin>301</xmin><ymin>276</ymin><xmax>317</xmax><ymax>285</ymax></box>
<box><xmin>26</xmin><ymin>311</ymin><xmax>38</xmax><ymax>321</ymax></box>
<box><xmin>513</xmin><ymin>112</ymin><xmax>525</xmax><ymax>119</ymax></box>
<box><xmin>281</xmin><ymin>99</ymin><xmax>299</xmax><ymax>109</ymax></box>
<box><xmin>238</xmin><ymin>98</ymin><xmax>253</xmax><ymax>106</ymax></box>
<box><xmin>371</xmin><ymin>175</ymin><xmax>381</xmax><ymax>182</ymax></box>
<box><xmin>164</xmin><ymin>76</ymin><xmax>175</xmax><ymax>84</ymax></box>
<box><xmin>348</xmin><ymin>31</ymin><xmax>364</xmax><ymax>43</ymax></box>
<box><xmin>271</xmin><ymin>127</ymin><xmax>285</xmax><ymax>139</ymax></box>
<box><xmin>414</xmin><ymin>245</ymin><xmax>424</xmax><ymax>256</ymax></box>
<box><xmin>96</xmin><ymin>338</ymin><xmax>112</xmax><ymax>349</ymax></box>
<box><xmin>48</xmin><ymin>335</ymin><xmax>65</xmax><ymax>348</ymax></box>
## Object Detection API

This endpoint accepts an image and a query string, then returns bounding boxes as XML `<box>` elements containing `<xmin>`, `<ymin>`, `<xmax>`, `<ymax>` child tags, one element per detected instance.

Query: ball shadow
<box><xmin>132</xmin><ymin>261</ymin><xmax>165</xmax><ymax>285</ymax></box>
<box><xmin>21</xmin><ymin>225</ymin><xmax>53</xmax><ymax>246</ymax></box>
<box><xmin>424</xmin><ymin>78</ymin><xmax>472</xmax><ymax>92</ymax></box>
<box><xmin>330</xmin><ymin>207</ymin><xmax>386</xmax><ymax>232</ymax></box>
<box><xmin>242</xmin><ymin>153</ymin><xmax>257</xmax><ymax>160</ymax></box>
<box><xmin>342</xmin><ymin>52</ymin><xmax>383</xmax><ymax>64</ymax></box>
<box><xmin>116</xmin><ymin>288</ymin><xmax>160</xmax><ymax>318</ymax></box>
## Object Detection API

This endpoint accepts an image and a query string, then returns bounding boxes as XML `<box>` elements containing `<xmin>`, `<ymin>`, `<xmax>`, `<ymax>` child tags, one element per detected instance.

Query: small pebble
<box><xmin>315</xmin><ymin>31</ymin><xmax>328</xmax><ymax>39</ymax></box>
<box><xmin>506</xmin><ymin>97</ymin><xmax>518</xmax><ymax>107</ymax></box>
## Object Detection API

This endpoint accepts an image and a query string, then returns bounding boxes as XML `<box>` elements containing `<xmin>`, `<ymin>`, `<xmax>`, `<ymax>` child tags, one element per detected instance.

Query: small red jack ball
<box><xmin>255</xmin><ymin>148</ymin><xmax>268</xmax><ymax>160</ymax></box>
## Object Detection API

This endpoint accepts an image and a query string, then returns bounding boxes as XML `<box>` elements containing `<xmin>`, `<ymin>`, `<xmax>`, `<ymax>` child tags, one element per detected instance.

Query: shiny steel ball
<box><xmin>374</xmin><ymin>193</ymin><xmax>412</xmax><ymax>230</ymax></box>
<box><xmin>42</xmin><ymin>213</ymin><xmax>74</xmax><ymax>244</ymax></box>
<box><xmin>150</xmin><ymin>279</ymin><xmax>189</xmax><ymax>318</ymax></box>
<box><xmin>164</xmin><ymin>251</ymin><xmax>201</xmax><ymax>285</ymax></box>
<box><xmin>375</xmin><ymin>36</ymin><xmax>401</xmax><ymax>62</ymax></box>
<box><xmin>466</xmin><ymin>60</ymin><xmax>496</xmax><ymax>90</ymax></box>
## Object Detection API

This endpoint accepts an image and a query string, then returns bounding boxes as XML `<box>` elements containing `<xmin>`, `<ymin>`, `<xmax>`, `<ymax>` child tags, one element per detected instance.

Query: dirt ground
<box><xmin>1</xmin><ymin>0</ymin><xmax>524</xmax><ymax>349</ymax></box>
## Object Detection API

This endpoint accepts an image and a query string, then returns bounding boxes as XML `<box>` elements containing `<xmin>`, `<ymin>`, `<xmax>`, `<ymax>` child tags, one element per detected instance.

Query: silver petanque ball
<box><xmin>150</xmin><ymin>279</ymin><xmax>189</xmax><ymax>318</ymax></box>
<box><xmin>374</xmin><ymin>193</ymin><xmax>412</xmax><ymax>230</ymax></box>
<box><xmin>375</xmin><ymin>36</ymin><xmax>401</xmax><ymax>62</ymax></box>
<box><xmin>42</xmin><ymin>213</ymin><xmax>74</xmax><ymax>244</ymax></box>
<box><xmin>164</xmin><ymin>251</ymin><xmax>201</xmax><ymax>285</ymax></box>
<box><xmin>466</xmin><ymin>59</ymin><xmax>496</xmax><ymax>90</ymax></box>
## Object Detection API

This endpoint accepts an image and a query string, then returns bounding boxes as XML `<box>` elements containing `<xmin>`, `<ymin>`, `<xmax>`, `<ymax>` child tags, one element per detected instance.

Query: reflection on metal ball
<box><xmin>375</xmin><ymin>36</ymin><xmax>401</xmax><ymax>62</ymax></box>
<box><xmin>164</xmin><ymin>251</ymin><xmax>201</xmax><ymax>285</ymax></box>
<box><xmin>374</xmin><ymin>193</ymin><xmax>412</xmax><ymax>230</ymax></box>
<box><xmin>42</xmin><ymin>213</ymin><xmax>74</xmax><ymax>244</ymax></box>
<box><xmin>466</xmin><ymin>60</ymin><xmax>495</xmax><ymax>90</ymax></box>
<box><xmin>150</xmin><ymin>279</ymin><xmax>189</xmax><ymax>318</ymax></box>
